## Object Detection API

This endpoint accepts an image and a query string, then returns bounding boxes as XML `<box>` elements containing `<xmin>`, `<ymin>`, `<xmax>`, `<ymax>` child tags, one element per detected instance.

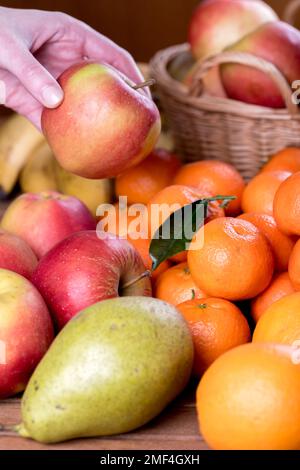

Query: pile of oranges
<box><xmin>109</xmin><ymin>146</ymin><xmax>300</xmax><ymax>450</ymax></box>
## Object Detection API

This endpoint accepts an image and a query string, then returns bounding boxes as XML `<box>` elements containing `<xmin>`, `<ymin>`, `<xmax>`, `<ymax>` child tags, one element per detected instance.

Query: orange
<box><xmin>238</xmin><ymin>213</ymin><xmax>295</xmax><ymax>272</ymax></box>
<box><xmin>274</xmin><ymin>172</ymin><xmax>300</xmax><ymax>236</ymax></box>
<box><xmin>177</xmin><ymin>298</ymin><xmax>250</xmax><ymax>376</ymax></box>
<box><xmin>251</xmin><ymin>272</ymin><xmax>296</xmax><ymax>324</ymax></box>
<box><xmin>148</xmin><ymin>184</ymin><xmax>225</xmax><ymax>238</ymax></box>
<box><xmin>127</xmin><ymin>234</ymin><xmax>171</xmax><ymax>282</ymax></box>
<box><xmin>253</xmin><ymin>292</ymin><xmax>300</xmax><ymax>345</ymax></box>
<box><xmin>188</xmin><ymin>217</ymin><xmax>274</xmax><ymax>301</ymax></box>
<box><xmin>289</xmin><ymin>239</ymin><xmax>300</xmax><ymax>290</ymax></box>
<box><xmin>97</xmin><ymin>201</ymin><xmax>148</xmax><ymax>237</ymax></box>
<box><xmin>154</xmin><ymin>262</ymin><xmax>207</xmax><ymax>306</ymax></box>
<box><xmin>148</xmin><ymin>184</ymin><xmax>225</xmax><ymax>263</ymax></box>
<box><xmin>241</xmin><ymin>170</ymin><xmax>291</xmax><ymax>215</ymax></box>
<box><xmin>115</xmin><ymin>149</ymin><xmax>182</xmax><ymax>205</ymax></box>
<box><xmin>173</xmin><ymin>160</ymin><xmax>245</xmax><ymax>216</ymax></box>
<box><xmin>261</xmin><ymin>147</ymin><xmax>300</xmax><ymax>174</ymax></box>
<box><xmin>197</xmin><ymin>343</ymin><xmax>300</xmax><ymax>450</ymax></box>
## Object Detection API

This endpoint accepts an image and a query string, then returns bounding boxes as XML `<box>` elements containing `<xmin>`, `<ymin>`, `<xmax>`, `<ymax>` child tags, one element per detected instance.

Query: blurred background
<box><xmin>0</xmin><ymin>0</ymin><xmax>297</xmax><ymax>119</ymax></box>
<box><xmin>0</xmin><ymin>0</ymin><xmax>297</xmax><ymax>62</ymax></box>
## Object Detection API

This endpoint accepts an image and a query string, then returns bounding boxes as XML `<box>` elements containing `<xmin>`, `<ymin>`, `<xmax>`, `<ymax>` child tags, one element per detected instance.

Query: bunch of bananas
<box><xmin>0</xmin><ymin>113</ymin><xmax>114</xmax><ymax>216</ymax></box>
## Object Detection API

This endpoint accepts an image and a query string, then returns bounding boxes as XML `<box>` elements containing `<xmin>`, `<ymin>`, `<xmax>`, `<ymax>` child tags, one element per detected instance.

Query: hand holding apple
<box><xmin>42</xmin><ymin>63</ymin><xmax>161</xmax><ymax>179</ymax></box>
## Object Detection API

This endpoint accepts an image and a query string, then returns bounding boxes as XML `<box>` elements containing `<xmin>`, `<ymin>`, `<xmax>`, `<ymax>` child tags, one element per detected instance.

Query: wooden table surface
<box><xmin>0</xmin><ymin>385</ymin><xmax>208</xmax><ymax>450</ymax></box>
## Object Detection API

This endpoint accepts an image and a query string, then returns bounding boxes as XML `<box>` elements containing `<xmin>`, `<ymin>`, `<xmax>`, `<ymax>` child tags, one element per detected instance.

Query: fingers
<box><xmin>1</xmin><ymin>42</ymin><xmax>64</xmax><ymax>109</ymax></box>
<box><xmin>0</xmin><ymin>68</ymin><xmax>42</xmax><ymax>129</ymax></box>
<box><xmin>80</xmin><ymin>25</ymin><xmax>151</xmax><ymax>97</ymax></box>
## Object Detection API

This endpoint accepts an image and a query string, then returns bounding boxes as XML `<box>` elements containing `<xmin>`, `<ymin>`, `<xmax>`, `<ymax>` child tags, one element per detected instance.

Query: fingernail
<box><xmin>0</xmin><ymin>80</ymin><xmax>6</xmax><ymax>105</ymax></box>
<box><xmin>42</xmin><ymin>85</ymin><xmax>64</xmax><ymax>108</ymax></box>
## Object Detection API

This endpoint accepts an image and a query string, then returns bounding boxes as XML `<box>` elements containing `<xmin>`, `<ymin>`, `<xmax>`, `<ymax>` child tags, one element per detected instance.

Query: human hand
<box><xmin>0</xmin><ymin>7</ymin><xmax>146</xmax><ymax>128</ymax></box>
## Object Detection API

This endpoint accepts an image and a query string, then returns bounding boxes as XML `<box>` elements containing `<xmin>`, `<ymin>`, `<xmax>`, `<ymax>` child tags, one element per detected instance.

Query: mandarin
<box><xmin>251</xmin><ymin>272</ymin><xmax>296</xmax><ymax>324</ymax></box>
<box><xmin>197</xmin><ymin>343</ymin><xmax>300</xmax><ymax>450</ymax></box>
<box><xmin>127</xmin><ymin>234</ymin><xmax>171</xmax><ymax>282</ymax></box>
<box><xmin>173</xmin><ymin>160</ymin><xmax>245</xmax><ymax>216</ymax></box>
<box><xmin>115</xmin><ymin>149</ymin><xmax>182</xmax><ymax>205</ymax></box>
<box><xmin>274</xmin><ymin>172</ymin><xmax>300</xmax><ymax>236</ymax></box>
<box><xmin>262</xmin><ymin>147</ymin><xmax>300</xmax><ymax>174</ymax></box>
<box><xmin>289</xmin><ymin>239</ymin><xmax>300</xmax><ymax>290</ymax></box>
<box><xmin>238</xmin><ymin>212</ymin><xmax>295</xmax><ymax>272</ymax></box>
<box><xmin>154</xmin><ymin>262</ymin><xmax>206</xmax><ymax>306</ymax></box>
<box><xmin>241</xmin><ymin>170</ymin><xmax>291</xmax><ymax>215</ymax></box>
<box><xmin>253</xmin><ymin>292</ymin><xmax>300</xmax><ymax>345</ymax></box>
<box><xmin>177</xmin><ymin>298</ymin><xmax>250</xmax><ymax>376</ymax></box>
<box><xmin>188</xmin><ymin>217</ymin><xmax>274</xmax><ymax>301</ymax></box>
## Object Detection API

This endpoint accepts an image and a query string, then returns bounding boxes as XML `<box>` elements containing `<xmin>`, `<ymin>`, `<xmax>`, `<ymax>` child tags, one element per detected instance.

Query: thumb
<box><xmin>4</xmin><ymin>45</ymin><xmax>64</xmax><ymax>109</ymax></box>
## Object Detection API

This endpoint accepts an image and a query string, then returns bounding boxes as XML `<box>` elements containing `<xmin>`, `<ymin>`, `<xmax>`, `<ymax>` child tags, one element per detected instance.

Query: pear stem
<box><xmin>132</xmin><ymin>79</ymin><xmax>156</xmax><ymax>90</ymax></box>
<box><xmin>122</xmin><ymin>270</ymin><xmax>152</xmax><ymax>290</ymax></box>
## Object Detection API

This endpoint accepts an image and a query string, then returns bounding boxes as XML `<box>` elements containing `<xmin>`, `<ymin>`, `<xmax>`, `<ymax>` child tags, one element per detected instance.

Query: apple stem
<box><xmin>132</xmin><ymin>79</ymin><xmax>156</xmax><ymax>90</ymax></box>
<box><xmin>123</xmin><ymin>270</ymin><xmax>152</xmax><ymax>290</ymax></box>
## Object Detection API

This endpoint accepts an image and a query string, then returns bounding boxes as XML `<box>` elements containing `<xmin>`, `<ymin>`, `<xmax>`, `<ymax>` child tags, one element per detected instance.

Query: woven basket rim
<box><xmin>150</xmin><ymin>43</ymin><xmax>300</xmax><ymax>121</ymax></box>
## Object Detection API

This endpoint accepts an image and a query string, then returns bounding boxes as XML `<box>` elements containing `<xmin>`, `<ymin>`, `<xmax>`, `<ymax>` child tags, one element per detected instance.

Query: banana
<box><xmin>19</xmin><ymin>141</ymin><xmax>58</xmax><ymax>193</ymax></box>
<box><xmin>156</xmin><ymin>130</ymin><xmax>175</xmax><ymax>152</ymax></box>
<box><xmin>54</xmin><ymin>162</ymin><xmax>114</xmax><ymax>216</ymax></box>
<box><xmin>0</xmin><ymin>114</ymin><xmax>44</xmax><ymax>196</ymax></box>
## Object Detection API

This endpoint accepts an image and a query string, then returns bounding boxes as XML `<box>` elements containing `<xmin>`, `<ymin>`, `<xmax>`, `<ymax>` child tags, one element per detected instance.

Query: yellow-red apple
<box><xmin>188</xmin><ymin>0</ymin><xmax>277</xmax><ymax>60</ymax></box>
<box><xmin>221</xmin><ymin>21</ymin><xmax>300</xmax><ymax>108</ymax></box>
<box><xmin>1</xmin><ymin>191</ymin><xmax>96</xmax><ymax>259</ymax></box>
<box><xmin>0</xmin><ymin>229</ymin><xmax>38</xmax><ymax>279</ymax></box>
<box><xmin>32</xmin><ymin>231</ymin><xmax>152</xmax><ymax>330</ymax></box>
<box><xmin>42</xmin><ymin>63</ymin><xmax>161</xmax><ymax>179</ymax></box>
<box><xmin>0</xmin><ymin>269</ymin><xmax>53</xmax><ymax>398</ymax></box>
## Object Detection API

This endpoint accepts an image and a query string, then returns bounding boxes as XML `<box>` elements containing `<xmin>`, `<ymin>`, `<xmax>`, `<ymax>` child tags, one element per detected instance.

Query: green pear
<box><xmin>17</xmin><ymin>297</ymin><xmax>193</xmax><ymax>443</ymax></box>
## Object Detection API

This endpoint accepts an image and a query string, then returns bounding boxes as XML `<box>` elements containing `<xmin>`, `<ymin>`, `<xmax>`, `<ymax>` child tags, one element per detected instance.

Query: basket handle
<box><xmin>283</xmin><ymin>0</ymin><xmax>300</xmax><ymax>26</ymax></box>
<box><xmin>189</xmin><ymin>51</ymin><xmax>299</xmax><ymax>115</ymax></box>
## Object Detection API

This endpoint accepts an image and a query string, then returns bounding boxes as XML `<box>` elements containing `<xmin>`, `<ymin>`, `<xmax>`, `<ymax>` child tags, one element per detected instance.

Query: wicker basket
<box><xmin>150</xmin><ymin>9</ymin><xmax>300</xmax><ymax>180</ymax></box>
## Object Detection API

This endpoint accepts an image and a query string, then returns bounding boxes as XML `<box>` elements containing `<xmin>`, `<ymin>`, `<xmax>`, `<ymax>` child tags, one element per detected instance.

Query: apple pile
<box><xmin>184</xmin><ymin>0</ymin><xmax>300</xmax><ymax>108</ymax></box>
<box><xmin>0</xmin><ymin>187</ymin><xmax>155</xmax><ymax>398</ymax></box>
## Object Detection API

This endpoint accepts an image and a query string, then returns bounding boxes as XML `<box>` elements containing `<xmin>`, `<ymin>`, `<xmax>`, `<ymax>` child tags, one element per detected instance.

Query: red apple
<box><xmin>221</xmin><ymin>21</ymin><xmax>300</xmax><ymax>108</ymax></box>
<box><xmin>32</xmin><ymin>231</ymin><xmax>152</xmax><ymax>330</ymax></box>
<box><xmin>188</xmin><ymin>0</ymin><xmax>277</xmax><ymax>60</ymax></box>
<box><xmin>0</xmin><ymin>191</ymin><xmax>96</xmax><ymax>259</ymax></box>
<box><xmin>0</xmin><ymin>229</ymin><xmax>38</xmax><ymax>279</ymax></box>
<box><xmin>42</xmin><ymin>63</ymin><xmax>161</xmax><ymax>179</ymax></box>
<box><xmin>0</xmin><ymin>269</ymin><xmax>54</xmax><ymax>398</ymax></box>
<box><xmin>183</xmin><ymin>63</ymin><xmax>227</xmax><ymax>99</ymax></box>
